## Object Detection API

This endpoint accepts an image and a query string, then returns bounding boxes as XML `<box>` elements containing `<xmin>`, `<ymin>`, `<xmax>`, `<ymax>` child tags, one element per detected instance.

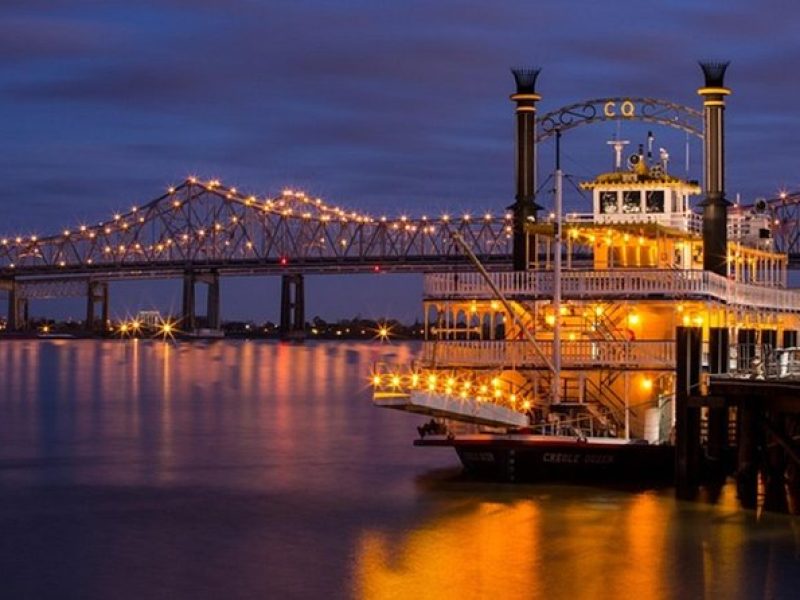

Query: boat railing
<box><xmin>421</xmin><ymin>339</ymin><xmax>675</xmax><ymax>369</ymax></box>
<box><xmin>724</xmin><ymin>345</ymin><xmax>800</xmax><ymax>380</ymax></box>
<box><xmin>423</xmin><ymin>269</ymin><xmax>800</xmax><ymax>312</ymax></box>
<box><xmin>564</xmin><ymin>211</ymin><xmax>703</xmax><ymax>234</ymax></box>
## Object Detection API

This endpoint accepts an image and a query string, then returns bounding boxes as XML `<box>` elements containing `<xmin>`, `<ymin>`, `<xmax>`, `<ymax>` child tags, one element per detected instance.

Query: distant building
<box><xmin>136</xmin><ymin>310</ymin><xmax>162</xmax><ymax>327</ymax></box>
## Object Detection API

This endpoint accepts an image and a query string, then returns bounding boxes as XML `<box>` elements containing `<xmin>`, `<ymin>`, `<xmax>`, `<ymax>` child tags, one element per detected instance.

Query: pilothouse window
<box><xmin>646</xmin><ymin>191</ymin><xmax>665</xmax><ymax>213</ymax></box>
<box><xmin>622</xmin><ymin>191</ymin><xmax>641</xmax><ymax>213</ymax></box>
<box><xmin>600</xmin><ymin>191</ymin><xmax>617</xmax><ymax>214</ymax></box>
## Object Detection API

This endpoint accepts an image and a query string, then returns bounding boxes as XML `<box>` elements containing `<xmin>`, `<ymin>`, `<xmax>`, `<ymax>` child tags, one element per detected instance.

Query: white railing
<box><xmin>421</xmin><ymin>339</ymin><xmax>675</xmax><ymax>369</ymax></box>
<box><xmin>565</xmin><ymin>212</ymin><xmax>703</xmax><ymax>235</ymax></box>
<box><xmin>724</xmin><ymin>345</ymin><xmax>800</xmax><ymax>379</ymax></box>
<box><xmin>424</xmin><ymin>269</ymin><xmax>800</xmax><ymax>312</ymax></box>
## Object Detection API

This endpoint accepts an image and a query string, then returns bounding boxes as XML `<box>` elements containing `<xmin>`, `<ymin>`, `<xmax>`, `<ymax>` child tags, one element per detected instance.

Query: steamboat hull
<box><xmin>416</xmin><ymin>436</ymin><xmax>675</xmax><ymax>483</ymax></box>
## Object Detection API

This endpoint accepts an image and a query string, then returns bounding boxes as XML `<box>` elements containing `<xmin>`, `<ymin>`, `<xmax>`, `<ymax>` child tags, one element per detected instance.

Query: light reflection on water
<box><xmin>0</xmin><ymin>340</ymin><xmax>797</xmax><ymax>599</ymax></box>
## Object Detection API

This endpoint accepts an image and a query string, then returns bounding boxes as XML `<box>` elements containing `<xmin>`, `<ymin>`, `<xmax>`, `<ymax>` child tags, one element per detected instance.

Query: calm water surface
<box><xmin>0</xmin><ymin>339</ymin><xmax>798</xmax><ymax>599</ymax></box>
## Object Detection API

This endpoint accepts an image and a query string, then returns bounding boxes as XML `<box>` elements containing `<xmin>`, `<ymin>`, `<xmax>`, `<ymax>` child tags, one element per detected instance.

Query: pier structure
<box><xmin>675</xmin><ymin>329</ymin><xmax>800</xmax><ymax>511</ymax></box>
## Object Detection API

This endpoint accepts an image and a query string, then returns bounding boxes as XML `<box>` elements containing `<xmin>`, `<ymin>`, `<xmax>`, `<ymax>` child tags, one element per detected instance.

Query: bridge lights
<box><xmin>280</xmin><ymin>257</ymin><xmax>288</xmax><ymax>266</ymax></box>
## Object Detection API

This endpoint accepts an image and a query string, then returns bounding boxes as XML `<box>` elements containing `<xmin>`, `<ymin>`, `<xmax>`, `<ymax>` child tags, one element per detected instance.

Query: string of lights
<box><xmin>0</xmin><ymin>177</ymin><xmax>513</xmax><ymax>274</ymax></box>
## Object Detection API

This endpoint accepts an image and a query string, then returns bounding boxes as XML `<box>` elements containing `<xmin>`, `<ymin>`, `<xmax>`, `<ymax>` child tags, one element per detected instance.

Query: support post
<box><xmin>182</xmin><ymin>271</ymin><xmax>196</xmax><ymax>332</ymax></box>
<box><xmin>3</xmin><ymin>278</ymin><xmax>22</xmax><ymax>332</ymax></box>
<box><xmin>293</xmin><ymin>274</ymin><xmax>305</xmax><ymax>334</ymax></box>
<box><xmin>707</xmin><ymin>327</ymin><xmax>730</xmax><ymax>478</ymax></box>
<box><xmin>737</xmin><ymin>397</ymin><xmax>760</xmax><ymax>508</ymax></box>
<box><xmin>206</xmin><ymin>270</ymin><xmax>221</xmax><ymax>330</ymax></box>
<box><xmin>675</xmin><ymin>326</ymin><xmax>703</xmax><ymax>497</ymax></box>
<box><xmin>280</xmin><ymin>274</ymin><xmax>305</xmax><ymax>341</ymax></box>
<box><xmin>509</xmin><ymin>67</ymin><xmax>543</xmax><ymax>271</ymax></box>
<box><xmin>85</xmin><ymin>281</ymin><xmax>109</xmax><ymax>334</ymax></box>
<box><xmin>763</xmin><ymin>414</ymin><xmax>788</xmax><ymax>513</ymax></box>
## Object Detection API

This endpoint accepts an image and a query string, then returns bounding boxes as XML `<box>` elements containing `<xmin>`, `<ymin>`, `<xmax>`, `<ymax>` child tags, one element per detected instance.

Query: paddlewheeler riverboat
<box><xmin>372</xmin><ymin>64</ymin><xmax>800</xmax><ymax>482</ymax></box>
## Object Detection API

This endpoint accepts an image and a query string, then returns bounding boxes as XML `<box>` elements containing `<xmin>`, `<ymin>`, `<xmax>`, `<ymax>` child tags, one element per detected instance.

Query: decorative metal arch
<box><xmin>536</xmin><ymin>97</ymin><xmax>704</xmax><ymax>142</ymax></box>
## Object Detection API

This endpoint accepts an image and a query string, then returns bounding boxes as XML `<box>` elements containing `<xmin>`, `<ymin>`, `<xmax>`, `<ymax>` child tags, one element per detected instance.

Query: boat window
<box><xmin>622</xmin><ymin>191</ymin><xmax>641</xmax><ymax>213</ymax></box>
<box><xmin>600</xmin><ymin>191</ymin><xmax>617</xmax><ymax>214</ymax></box>
<box><xmin>646</xmin><ymin>190</ymin><xmax>665</xmax><ymax>213</ymax></box>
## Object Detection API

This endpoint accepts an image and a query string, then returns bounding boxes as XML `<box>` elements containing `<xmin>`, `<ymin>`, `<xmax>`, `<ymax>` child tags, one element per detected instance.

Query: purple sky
<box><xmin>2</xmin><ymin>0</ymin><xmax>800</xmax><ymax>322</ymax></box>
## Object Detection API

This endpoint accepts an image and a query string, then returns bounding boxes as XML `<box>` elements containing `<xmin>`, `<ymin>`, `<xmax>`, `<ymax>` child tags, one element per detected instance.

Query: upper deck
<box><xmin>423</xmin><ymin>268</ymin><xmax>800</xmax><ymax>312</ymax></box>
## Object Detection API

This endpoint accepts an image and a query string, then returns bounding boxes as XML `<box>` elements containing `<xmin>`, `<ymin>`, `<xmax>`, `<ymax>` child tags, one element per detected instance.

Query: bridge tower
<box><xmin>698</xmin><ymin>60</ymin><xmax>731</xmax><ymax>277</ymax></box>
<box><xmin>85</xmin><ymin>281</ymin><xmax>108</xmax><ymax>334</ymax></box>
<box><xmin>510</xmin><ymin>67</ymin><xmax>543</xmax><ymax>271</ymax></box>
<box><xmin>182</xmin><ymin>270</ymin><xmax>222</xmax><ymax>333</ymax></box>
<box><xmin>3</xmin><ymin>279</ymin><xmax>28</xmax><ymax>332</ymax></box>
<box><xmin>280</xmin><ymin>274</ymin><xmax>305</xmax><ymax>341</ymax></box>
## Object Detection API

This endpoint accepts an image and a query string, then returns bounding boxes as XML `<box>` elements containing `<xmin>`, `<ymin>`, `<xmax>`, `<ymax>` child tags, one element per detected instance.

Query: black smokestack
<box><xmin>510</xmin><ymin>67</ymin><xmax>542</xmax><ymax>271</ymax></box>
<box><xmin>697</xmin><ymin>60</ymin><xmax>731</xmax><ymax>277</ymax></box>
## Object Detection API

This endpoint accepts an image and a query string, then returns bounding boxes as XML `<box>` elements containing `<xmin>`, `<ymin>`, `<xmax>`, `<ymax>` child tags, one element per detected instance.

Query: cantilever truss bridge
<box><xmin>0</xmin><ymin>178</ymin><xmax>514</xmax><ymax>284</ymax></box>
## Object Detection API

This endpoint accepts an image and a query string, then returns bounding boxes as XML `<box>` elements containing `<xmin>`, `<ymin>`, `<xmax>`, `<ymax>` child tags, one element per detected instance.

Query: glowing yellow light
<box><xmin>410</xmin><ymin>374</ymin><xmax>419</xmax><ymax>387</ymax></box>
<box><xmin>391</xmin><ymin>375</ymin><xmax>401</xmax><ymax>387</ymax></box>
<box><xmin>479</xmin><ymin>385</ymin><xmax>488</xmax><ymax>394</ymax></box>
<box><xmin>372</xmin><ymin>375</ymin><xmax>381</xmax><ymax>386</ymax></box>
<box><xmin>462</xmin><ymin>381</ymin><xmax>471</xmax><ymax>390</ymax></box>
<box><xmin>676</xmin><ymin>304</ymin><xmax>684</xmax><ymax>313</ymax></box>
<box><xmin>641</xmin><ymin>377</ymin><xmax>653</xmax><ymax>392</ymax></box>
<box><xmin>594</xmin><ymin>306</ymin><xmax>604</xmax><ymax>317</ymax></box>
<box><xmin>427</xmin><ymin>374</ymin><xmax>437</xmax><ymax>386</ymax></box>
<box><xmin>682</xmin><ymin>315</ymin><xmax>691</xmax><ymax>326</ymax></box>
<box><xmin>568</xmin><ymin>332</ymin><xmax>576</xmax><ymax>341</ymax></box>
<box><xmin>493</xmin><ymin>389</ymin><xmax>502</xmax><ymax>398</ymax></box>
<box><xmin>692</xmin><ymin>315</ymin><xmax>704</xmax><ymax>327</ymax></box>
<box><xmin>509</xmin><ymin>393</ymin><xmax>517</xmax><ymax>404</ymax></box>
<box><xmin>447</xmin><ymin>377</ymin><xmax>456</xmax><ymax>387</ymax></box>
<box><xmin>41</xmin><ymin>325</ymin><xmax>50</xmax><ymax>334</ymax></box>
<box><xmin>522</xmin><ymin>400</ymin><xmax>531</xmax><ymax>410</ymax></box>
<box><xmin>627</xmin><ymin>313</ymin><xmax>640</xmax><ymax>327</ymax></box>
<box><xmin>545</xmin><ymin>314</ymin><xmax>556</xmax><ymax>326</ymax></box>
<box><xmin>490</xmin><ymin>301</ymin><xmax>500</xmax><ymax>311</ymax></box>
<box><xmin>491</xmin><ymin>377</ymin><xmax>500</xmax><ymax>388</ymax></box>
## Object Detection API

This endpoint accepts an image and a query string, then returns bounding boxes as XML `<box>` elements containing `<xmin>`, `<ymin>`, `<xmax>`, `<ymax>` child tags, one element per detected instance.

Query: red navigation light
<box><xmin>373</xmin><ymin>265</ymin><xmax>381</xmax><ymax>273</ymax></box>
<box><xmin>280</xmin><ymin>257</ymin><xmax>288</xmax><ymax>266</ymax></box>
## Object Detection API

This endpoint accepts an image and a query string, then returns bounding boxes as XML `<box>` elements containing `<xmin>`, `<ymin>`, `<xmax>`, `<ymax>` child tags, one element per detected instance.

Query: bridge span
<box><xmin>0</xmin><ymin>178</ymin><xmax>513</xmax><ymax>335</ymax></box>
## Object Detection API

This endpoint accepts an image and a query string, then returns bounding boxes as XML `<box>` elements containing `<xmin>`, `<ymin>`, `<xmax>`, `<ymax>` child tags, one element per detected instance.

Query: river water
<box><xmin>0</xmin><ymin>339</ymin><xmax>798</xmax><ymax>599</ymax></box>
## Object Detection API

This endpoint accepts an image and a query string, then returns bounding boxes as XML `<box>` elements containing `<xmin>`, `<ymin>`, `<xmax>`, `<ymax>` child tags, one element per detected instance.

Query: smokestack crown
<box><xmin>698</xmin><ymin>61</ymin><xmax>730</xmax><ymax>88</ymax></box>
<box><xmin>511</xmin><ymin>68</ymin><xmax>541</xmax><ymax>94</ymax></box>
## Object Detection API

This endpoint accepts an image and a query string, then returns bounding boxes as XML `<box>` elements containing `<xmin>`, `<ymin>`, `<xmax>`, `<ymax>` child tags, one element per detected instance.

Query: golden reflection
<box><xmin>354</xmin><ymin>489</ymin><xmax>793</xmax><ymax>600</ymax></box>
<box><xmin>356</xmin><ymin>500</ymin><xmax>539</xmax><ymax>599</ymax></box>
<box><xmin>623</xmin><ymin>492</ymin><xmax>668</xmax><ymax>599</ymax></box>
